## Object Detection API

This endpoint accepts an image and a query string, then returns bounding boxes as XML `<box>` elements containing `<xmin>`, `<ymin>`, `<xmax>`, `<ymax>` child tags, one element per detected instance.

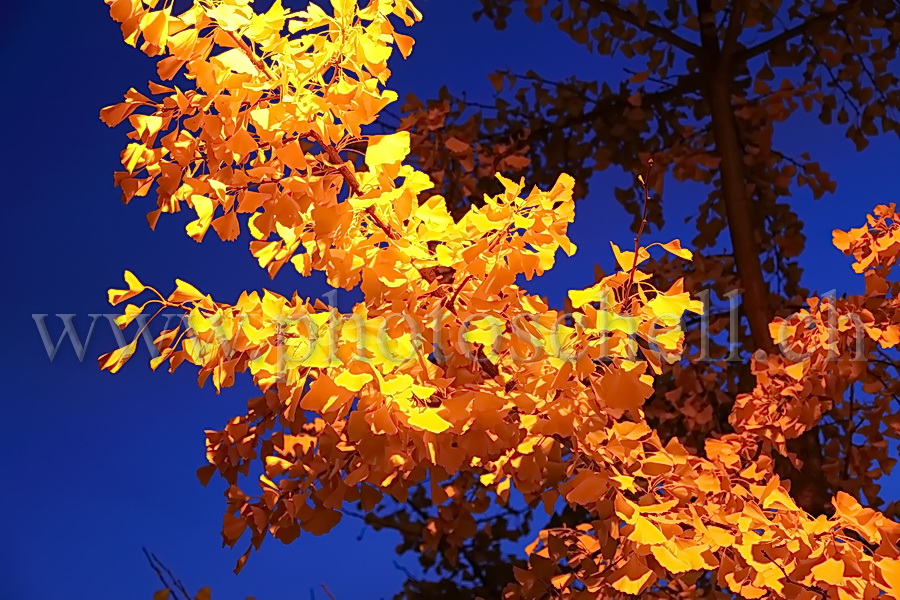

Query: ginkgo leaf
<box><xmin>784</xmin><ymin>361</ymin><xmax>806</xmax><ymax>380</ymax></box>
<box><xmin>108</xmin><ymin>270</ymin><xmax>145</xmax><ymax>305</ymax></box>
<box><xmin>598</xmin><ymin>365</ymin><xmax>653</xmax><ymax>412</ymax></box>
<box><xmin>651</xmin><ymin>544</ymin><xmax>693</xmax><ymax>573</ymax></box>
<box><xmin>196</xmin><ymin>464</ymin><xmax>216</xmax><ymax>487</ymax></box>
<box><xmin>275</xmin><ymin>141</ymin><xmax>308</xmax><ymax>170</ymax></box>
<box><xmin>657</xmin><ymin>239</ymin><xmax>693</xmax><ymax>260</ymax></box>
<box><xmin>611</xmin><ymin>242</ymin><xmax>650</xmax><ymax>271</ymax></box>
<box><xmin>206</xmin><ymin>4</ymin><xmax>252</xmax><ymax>31</ymax></box>
<box><xmin>114</xmin><ymin>303</ymin><xmax>144</xmax><ymax>329</ymax></box>
<box><xmin>407</xmin><ymin>410</ymin><xmax>452</xmax><ymax>433</ymax></box>
<box><xmin>98</xmin><ymin>340</ymin><xmax>138</xmax><ymax>373</ymax></box>
<box><xmin>100</xmin><ymin>101</ymin><xmax>141</xmax><ymax>127</ymax></box>
<box><xmin>334</xmin><ymin>370</ymin><xmax>372</xmax><ymax>392</ymax></box>
<box><xmin>141</xmin><ymin>8</ymin><xmax>170</xmax><ymax>48</ymax></box>
<box><xmin>330</xmin><ymin>0</ymin><xmax>356</xmax><ymax>17</ymax></box>
<box><xmin>392</xmin><ymin>32</ymin><xmax>415</xmax><ymax>58</ymax></box>
<box><xmin>365</xmin><ymin>132</ymin><xmax>410</xmax><ymax>168</ymax></box>
<box><xmin>212</xmin><ymin>48</ymin><xmax>259</xmax><ymax>75</ymax></box>
<box><xmin>564</xmin><ymin>471</ymin><xmax>608</xmax><ymax>504</ymax></box>
<box><xmin>169</xmin><ymin>279</ymin><xmax>205</xmax><ymax>304</ymax></box>
<box><xmin>222</xmin><ymin>513</ymin><xmax>248</xmax><ymax>543</ymax></box>
<box><xmin>609</xmin><ymin>556</ymin><xmax>654</xmax><ymax>594</ymax></box>
<box><xmin>596</xmin><ymin>310</ymin><xmax>638</xmax><ymax>334</ymax></box>
<box><xmin>646</xmin><ymin>293</ymin><xmax>695</xmax><ymax>326</ymax></box>
<box><xmin>811</xmin><ymin>558</ymin><xmax>845</xmax><ymax>586</ymax></box>
<box><xmin>629</xmin><ymin>515</ymin><xmax>668</xmax><ymax>545</ymax></box>
<box><xmin>381</xmin><ymin>373</ymin><xmax>414</xmax><ymax>398</ymax></box>
<box><xmin>878</xmin><ymin>559</ymin><xmax>900</xmax><ymax>595</ymax></box>
<box><xmin>760</xmin><ymin>486</ymin><xmax>799</xmax><ymax>511</ymax></box>
<box><xmin>303</xmin><ymin>508</ymin><xmax>341</xmax><ymax>535</ymax></box>
<box><xmin>568</xmin><ymin>284</ymin><xmax>608</xmax><ymax>308</ymax></box>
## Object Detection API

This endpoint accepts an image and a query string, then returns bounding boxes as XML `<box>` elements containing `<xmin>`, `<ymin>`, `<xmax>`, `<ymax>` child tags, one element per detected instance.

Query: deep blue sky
<box><xmin>1</xmin><ymin>2</ymin><xmax>898</xmax><ymax>599</ymax></box>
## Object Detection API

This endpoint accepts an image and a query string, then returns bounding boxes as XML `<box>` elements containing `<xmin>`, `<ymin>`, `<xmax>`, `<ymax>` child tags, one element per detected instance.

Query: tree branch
<box><xmin>697</xmin><ymin>0</ymin><xmax>775</xmax><ymax>352</ymax></box>
<box><xmin>720</xmin><ymin>0</ymin><xmax>747</xmax><ymax>67</ymax></box>
<box><xmin>585</xmin><ymin>0</ymin><xmax>703</xmax><ymax>56</ymax></box>
<box><xmin>142</xmin><ymin>548</ymin><xmax>192</xmax><ymax>600</ymax></box>
<box><xmin>308</xmin><ymin>131</ymin><xmax>401</xmax><ymax>241</ymax></box>
<box><xmin>736</xmin><ymin>0</ymin><xmax>864</xmax><ymax>63</ymax></box>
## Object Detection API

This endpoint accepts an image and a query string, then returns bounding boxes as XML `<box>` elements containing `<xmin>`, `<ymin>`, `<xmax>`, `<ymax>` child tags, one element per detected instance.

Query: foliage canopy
<box><xmin>100</xmin><ymin>0</ymin><xmax>900</xmax><ymax>598</ymax></box>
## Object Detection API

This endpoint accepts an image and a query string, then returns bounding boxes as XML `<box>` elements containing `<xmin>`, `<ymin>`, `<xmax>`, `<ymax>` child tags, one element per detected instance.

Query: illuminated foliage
<box><xmin>382</xmin><ymin>4</ymin><xmax>900</xmax><ymax>594</ymax></box>
<box><xmin>99</xmin><ymin>1</ymin><xmax>900</xmax><ymax>599</ymax></box>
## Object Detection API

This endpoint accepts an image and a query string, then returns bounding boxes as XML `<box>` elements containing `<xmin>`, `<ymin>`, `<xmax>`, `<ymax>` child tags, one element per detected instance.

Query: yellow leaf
<box><xmin>611</xmin><ymin>242</ymin><xmax>650</xmax><ymax>271</ymax></box>
<box><xmin>770</xmin><ymin>321</ymin><xmax>796</xmax><ymax>345</ymax></box>
<box><xmin>609</xmin><ymin>556</ymin><xmax>654</xmax><ymax>594</ymax></box>
<box><xmin>108</xmin><ymin>270</ymin><xmax>146</xmax><ymax>305</ymax></box>
<box><xmin>212</xmin><ymin>48</ymin><xmax>259</xmax><ymax>75</ymax></box>
<box><xmin>596</xmin><ymin>310</ymin><xmax>637</xmax><ymax>334</ymax></box>
<box><xmin>334</xmin><ymin>370</ymin><xmax>372</xmax><ymax>392</ymax></box>
<box><xmin>463</xmin><ymin>317</ymin><xmax>502</xmax><ymax>348</ymax></box>
<box><xmin>141</xmin><ymin>8</ymin><xmax>171</xmax><ymax>48</ymax></box>
<box><xmin>629</xmin><ymin>515</ymin><xmax>667</xmax><ymax>545</ymax></box>
<box><xmin>381</xmin><ymin>373</ymin><xmax>414</xmax><ymax>398</ymax></box>
<box><xmin>415</xmin><ymin>196</ymin><xmax>454</xmax><ymax>240</ymax></box>
<box><xmin>653</xmin><ymin>329</ymin><xmax>682</xmax><ymax>350</ymax></box>
<box><xmin>98</xmin><ymin>340</ymin><xmax>138</xmax><ymax>374</ymax></box>
<box><xmin>115</xmin><ymin>303</ymin><xmax>144</xmax><ymax>328</ymax></box>
<box><xmin>330</xmin><ymin>0</ymin><xmax>356</xmax><ymax>17</ymax></box>
<box><xmin>651</xmin><ymin>544</ymin><xmax>693</xmax><ymax>573</ymax></box>
<box><xmin>123</xmin><ymin>142</ymin><xmax>147</xmax><ymax>173</ymax></box>
<box><xmin>407</xmin><ymin>410</ymin><xmax>452</xmax><ymax>433</ymax></box>
<box><xmin>169</xmin><ymin>279</ymin><xmax>205</xmax><ymax>304</ymax></box>
<box><xmin>784</xmin><ymin>361</ymin><xmax>806</xmax><ymax>380</ymax></box>
<box><xmin>811</xmin><ymin>558</ymin><xmax>845</xmax><ymax>586</ymax></box>
<box><xmin>657</xmin><ymin>239</ymin><xmax>693</xmax><ymax>260</ymax></box>
<box><xmin>761</xmin><ymin>486</ymin><xmax>799</xmax><ymax>511</ymax></box>
<box><xmin>365</xmin><ymin>131</ymin><xmax>410</xmax><ymax>169</ymax></box>
<box><xmin>568</xmin><ymin>284</ymin><xmax>609</xmax><ymax>308</ymax></box>
<box><xmin>206</xmin><ymin>4</ymin><xmax>252</xmax><ymax>31</ymax></box>
<box><xmin>878</xmin><ymin>558</ymin><xmax>900</xmax><ymax>595</ymax></box>
<box><xmin>646</xmin><ymin>293</ymin><xmax>693</xmax><ymax>326</ymax></box>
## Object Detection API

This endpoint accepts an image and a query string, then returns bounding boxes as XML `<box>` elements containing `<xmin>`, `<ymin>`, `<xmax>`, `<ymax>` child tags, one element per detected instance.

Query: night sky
<box><xmin>1</xmin><ymin>1</ymin><xmax>898</xmax><ymax>599</ymax></box>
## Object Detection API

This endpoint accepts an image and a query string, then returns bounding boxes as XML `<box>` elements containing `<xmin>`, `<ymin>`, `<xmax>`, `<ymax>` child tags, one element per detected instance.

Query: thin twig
<box><xmin>320</xmin><ymin>583</ymin><xmax>338</xmax><ymax>600</ymax></box>
<box><xmin>142</xmin><ymin>548</ymin><xmax>192</xmax><ymax>600</ymax></box>
<box><xmin>624</xmin><ymin>158</ymin><xmax>653</xmax><ymax>312</ymax></box>
<box><xmin>392</xmin><ymin>560</ymin><xmax>418</xmax><ymax>581</ymax></box>
<box><xmin>224</xmin><ymin>29</ymin><xmax>274</xmax><ymax>78</ymax></box>
<box><xmin>448</xmin><ymin>274</ymin><xmax>474</xmax><ymax>309</ymax></box>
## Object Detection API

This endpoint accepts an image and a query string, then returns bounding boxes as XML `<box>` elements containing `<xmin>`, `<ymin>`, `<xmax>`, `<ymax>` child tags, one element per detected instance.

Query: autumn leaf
<box><xmin>108</xmin><ymin>270</ymin><xmax>145</xmax><ymax>305</ymax></box>
<box><xmin>407</xmin><ymin>410</ymin><xmax>452</xmax><ymax>433</ymax></box>
<box><xmin>365</xmin><ymin>132</ymin><xmax>410</xmax><ymax>169</ymax></box>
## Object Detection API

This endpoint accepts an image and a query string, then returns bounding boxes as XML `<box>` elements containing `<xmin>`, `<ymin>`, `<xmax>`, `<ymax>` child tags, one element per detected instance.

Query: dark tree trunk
<box><xmin>697</xmin><ymin>0</ymin><xmax>774</xmax><ymax>354</ymax></box>
<box><xmin>696</xmin><ymin>0</ymin><xmax>829</xmax><ymax>514</ymax></box>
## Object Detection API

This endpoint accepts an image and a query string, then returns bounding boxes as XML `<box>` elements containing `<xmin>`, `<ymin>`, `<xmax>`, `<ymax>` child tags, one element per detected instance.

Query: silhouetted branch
<box><xmin>142</xmin><ymin>547</ymin><xmax>192</xmax><ymax>600</ymax></box>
